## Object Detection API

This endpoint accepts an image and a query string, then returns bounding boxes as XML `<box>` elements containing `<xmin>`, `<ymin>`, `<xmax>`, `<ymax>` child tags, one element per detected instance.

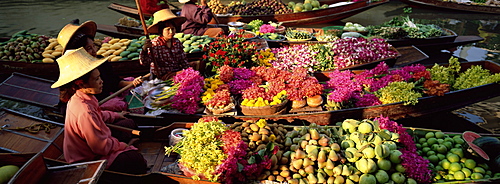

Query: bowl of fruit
<box><xmin>285</xmin><ymin>29</ymin><xmax>313</xmax><ymax>42</ymax></box>
<box><xmin>261</xmin><ymin>33</ymin><xmax>286</xmax><ymax>41</ymax></box>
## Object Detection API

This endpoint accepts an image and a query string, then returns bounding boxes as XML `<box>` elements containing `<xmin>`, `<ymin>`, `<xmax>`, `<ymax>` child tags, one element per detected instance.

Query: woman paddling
<box><xmin>51</xmin><ymin>48</ymin><xmax>147</xmax><ymax>174</ymax></box>
<box><xmin>57</xmin><ymin>20</ymin><xmax>141</xmax><ymax>142</ymax></box>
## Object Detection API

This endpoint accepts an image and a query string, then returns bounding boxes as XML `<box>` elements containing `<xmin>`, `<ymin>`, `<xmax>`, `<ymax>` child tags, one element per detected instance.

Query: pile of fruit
<box><xmin>207</xmin><ymin>0</ymin><xmax>228</xmax><ymax>14</ymax></box>
<box><xmin>0</xmin><ymin>30</ymin><xmax>50</xmax><ymax>63</ymax></box>
<box><xmin>227</xmin><ymin>0</ymin><xmax>292</xmax><ymax>15</ymax></box>
<box><xmin>415</xmin><ymin>131</ymin><xmax>500</xmax><ymax>182</ymax></box>
<box><xmin>285</xmin><ymin>29</ymin><xmax>313</xmax><ymax>40</ymax></box>
<box><xmin>174</xmin><ymin>33</ymin><xmax>214</xmax><ymax>53</ymax></box>
<box><xmin>288</xmin><ymin>0</ymin><xmax>329</xmax><ymax>13</ymax></box>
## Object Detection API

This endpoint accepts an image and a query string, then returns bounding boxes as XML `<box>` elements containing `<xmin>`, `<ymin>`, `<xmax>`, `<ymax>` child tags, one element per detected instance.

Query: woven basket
<box><xmin>240</xmin><ymin>100</ymin><xmax>288</xmax><ymax>115</ymax></box>
<box><xmin>206</xmin><ymin>102</ymin><xmax>235</xmax><ymax>115</ymax></box>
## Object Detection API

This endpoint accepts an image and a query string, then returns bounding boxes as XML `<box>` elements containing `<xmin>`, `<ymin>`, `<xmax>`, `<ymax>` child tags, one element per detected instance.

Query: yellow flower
<box><xmin>269</xmin><ymin>134</ymin><xmax>276</xmax><ymax>142</ymax></box>
<box><xmin>256</xmin><ymin>119</ymin><xmax>267</xmax><ymax>128</ymax></box>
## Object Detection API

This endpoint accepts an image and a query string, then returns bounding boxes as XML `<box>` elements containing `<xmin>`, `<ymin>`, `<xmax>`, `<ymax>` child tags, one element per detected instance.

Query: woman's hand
<box><xmin>143</xmin><ymin>39</ymin><xmax>152</xmax><ymax>50</ymax></box>
<box><xmin>118</xmin><ymin>111</ymin><xmax>130</xmax><ymax>119</ymax></box>
<box><xmin>200</xmin><ymin>0</ymin><xmax>207</xmax><ymax>6</ymax></box>
<box><xmin>132</xmin><ymin>77</ymin><xmax>143</xmax><ymax>87</ymax></box>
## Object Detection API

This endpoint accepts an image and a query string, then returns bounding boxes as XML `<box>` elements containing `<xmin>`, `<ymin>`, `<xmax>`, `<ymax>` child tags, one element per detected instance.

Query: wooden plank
<box><xmin>0</xmin><ymin>72</ymin><xmax>59</xmax><ymax>109</ymax></box>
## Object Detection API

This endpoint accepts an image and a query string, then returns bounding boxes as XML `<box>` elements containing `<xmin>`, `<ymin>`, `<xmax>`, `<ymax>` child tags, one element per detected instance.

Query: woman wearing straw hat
<box><xmin>58</xmin><ymin>20</ymin><xmax>142</xmax><ymax>143</ymax></box>
<box><xmin>140</xmin><ymin>9</ymin><xmax>190</xmax><ymax>80</ymax></box>
<box><xmin>58</xmin><ymin>20</ymin><xmax>143</xmax><ymax>112</ymax></box>
<box><xmin>179</xmin><ymin>0</ymin><xmax>223</xmax><ymax>37</ymax></box>
<box><xmin>51</xmin><ymin>48</ymin><xmax>147</xmax><ymax>174</ymax></box>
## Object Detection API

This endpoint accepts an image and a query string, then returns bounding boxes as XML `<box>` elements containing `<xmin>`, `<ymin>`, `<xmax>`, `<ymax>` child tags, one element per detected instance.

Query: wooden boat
<box><xmin>0</xmin><ymin>108</ymin><xmax>64</xmax><ymax>159</ymax></box>
<box><xmin>385</xmin><ymin>28</ymin><xmax>459</xmax><ymax>47</ymax></box>
<box><xmin>399</xmin><ymin>0</ymin><xmax>500</xmax><ymax>14</ymax></box>
<box><xmin>0</xmin><ymin>53</ymin><xmax>204</xmax><ymax>81</ymax></box>
<box><xmin>141</xmin><ymin>61</ymin><xmax>500</xmax><ymax>126</ymax></box>
<box><xmin>1</xmin><ymin>152</ymin><xmax>106</xmax><ymax>184</ymax></box>
<box><xmin>107</xmin><ymin>0</ymin><xmax>389</xmax><ymax>27</ymax></box>
<box><xmin>53</xmin><ymin>123</ymin><xmax>500</xmax><ymax>183</ymax></box>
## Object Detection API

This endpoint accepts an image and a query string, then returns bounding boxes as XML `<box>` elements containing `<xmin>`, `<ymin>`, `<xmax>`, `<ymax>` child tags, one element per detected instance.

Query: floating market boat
<box><xmin>1</xmin><ymin>60</ymin><xmax>499</xmax><ymax>127</ymax></box>
<box><xmin>399</xmin><ymin>0</ymin><xmax>500</xmax><ymax>14</ymax></box>
<box><xmin>106</xmin><ymin>0</ymin><xmax>390</xmax><ymax>27</ymax></box>
<box><xmin>0</xmin><ymin>152</ymin><xmax>106</xmax><ymax>184</ymax></box>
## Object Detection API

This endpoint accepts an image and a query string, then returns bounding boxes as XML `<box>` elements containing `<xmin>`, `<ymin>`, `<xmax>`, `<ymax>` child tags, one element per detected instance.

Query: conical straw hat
<box><xmin>51</xmin><ymin>47</ymin><xmax>109</xmax><ymax>88</ymax></box>
<box><xmin>57</xmin><ymin>20</ymin><xmax>97</xmax><ymax>53</ymax></box>
<box><xmin>147</xmin><ymin>9</ymin><xmax>186</xmax><ymax>34</ymax></box>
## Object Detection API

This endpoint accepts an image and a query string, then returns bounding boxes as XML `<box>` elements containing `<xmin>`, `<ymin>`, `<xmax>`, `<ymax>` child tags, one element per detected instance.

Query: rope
<box><xmin>1</xmin><ymin>122</ymin><xmax>57</xmax><ymax>134</ymax></box>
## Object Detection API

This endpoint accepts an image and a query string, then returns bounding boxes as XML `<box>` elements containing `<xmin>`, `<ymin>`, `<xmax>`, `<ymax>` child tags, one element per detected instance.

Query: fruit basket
<box><xmin>239</xmin><ymin>99</ymin><xmax>288</xmax><ymax>115</ymax></box>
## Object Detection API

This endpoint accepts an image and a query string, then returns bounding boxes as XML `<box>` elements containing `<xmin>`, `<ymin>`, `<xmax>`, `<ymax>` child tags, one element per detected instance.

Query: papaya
<box><xmin>0</xmin><ymin>165</ymin><xmax>19</xmax><ymax>184</ymax></box>
<box><xmin>120</xmin><ymin>51</ymin><xmax>131</xmax><ymax>57</ymax></box>
<box><xmin>127</xmin><ymin>52</ymin><xmax>139</xmax><ymax>59</ymax></box>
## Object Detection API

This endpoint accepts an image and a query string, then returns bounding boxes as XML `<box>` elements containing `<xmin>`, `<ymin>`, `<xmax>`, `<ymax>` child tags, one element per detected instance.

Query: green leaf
<box><xmin>248</xmin><ymin>156</ymin><xmax>256</xmax><ymax>164</ymax></box>
<box><xmin>237</xmin><ymin>163</ymin><xmax>244</xmax><ymax>172</ymax></box>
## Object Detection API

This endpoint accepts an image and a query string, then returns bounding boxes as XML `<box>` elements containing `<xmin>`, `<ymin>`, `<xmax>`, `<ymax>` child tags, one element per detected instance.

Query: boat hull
<box><xmin>400</xmin><ymin>0</ymin><xmax>500</xmax><ymax>14</ymax></box>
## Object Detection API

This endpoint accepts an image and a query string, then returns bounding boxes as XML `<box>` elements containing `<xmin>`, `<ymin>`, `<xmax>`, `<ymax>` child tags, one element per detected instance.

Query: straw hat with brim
<box><xmin>57</xmin><ymin>20</ymin><xmax>97</xmax><ymax>53</ymax></box>
<box><xmin>147</xmin><ymin>9</ymin><xmax>186</xmax><ymax>34</ymax></box>
<box><xmin>51</xmin><ymin>47</ymin><xmax>109</xmax><ymax>88</ymax></box>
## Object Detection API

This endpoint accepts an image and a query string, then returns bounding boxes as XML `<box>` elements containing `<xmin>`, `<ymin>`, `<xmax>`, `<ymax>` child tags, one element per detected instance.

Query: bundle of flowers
<box><xmin>269</xmin><ymin>37</ymin><xmax>399</xmax><ymax>73</ymax></box>
<box><xmin>269</xmin><ymin>44</ymin><xmax>320</xmax><ymax>73</ymax></box>
<box><xmin>323</xmin><ymin>56</ymin><xmax>500</xmax><ymax>111</ymax></box>
<box><xmin>203</xmin><ymin>29</ymin><xmax>261</xmax><ymax>72</ymax></box>
<box><xmin>323</xmin><ymin>61</ymin><xmax>449</xmax><ymax>110</ymax></box>
<box><xmin>156</xmin><ymin>68</ymin><xmax>204</xmax><ymax>114</ymax></box>
<box><xmin>251</xmin><ymin>48</ymin><xmax>275</xmax><ymax>67</ymax></box>
<box><xmin>165</xmin><ymin>117</ymin><xmax>273</xmax><ymax>183</ymax></box>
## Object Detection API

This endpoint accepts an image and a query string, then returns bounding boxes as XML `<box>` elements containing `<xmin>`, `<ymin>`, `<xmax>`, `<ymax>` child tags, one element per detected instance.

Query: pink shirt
<box><xmin>63</xmin><ymin>90</ymin><xmax>137</xmax><ymax>168</ymax></box>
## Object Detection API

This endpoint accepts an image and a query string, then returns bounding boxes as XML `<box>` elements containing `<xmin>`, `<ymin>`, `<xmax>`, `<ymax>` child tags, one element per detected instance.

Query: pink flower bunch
<box><xmin>375</xmin><ymin>116</ymin><xmax>432</xmax><ymax>183</ymax></box>
<box><xmin>259</xmin><ymin>24</ymin><xmax>276</xmax><ymax>34</ymax></box>
<box><xmin>330</xmin><ymin>37</ymin><xmax>399</xmax><ymax>68</ymax></box>
<box><xmin>270</xmin><ymin>44</ymin><xmax>319</xmax><ymax>73</ymax></box>
<box><xmin>170</xmin><ymin>68</ymin><xmax>204</xmax><ymax>114</ymax></box>
<box><xmin>215</xmin><ymin>130</ymin><xmax>248</xmax><ymax>184</ymax></box>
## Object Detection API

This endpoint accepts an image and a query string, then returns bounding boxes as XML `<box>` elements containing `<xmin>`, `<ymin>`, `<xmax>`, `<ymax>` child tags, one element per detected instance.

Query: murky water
<box><xmin>1</xmin><ymin>0</ymin><xmax>500</xmax><ymax>131</ymax></box>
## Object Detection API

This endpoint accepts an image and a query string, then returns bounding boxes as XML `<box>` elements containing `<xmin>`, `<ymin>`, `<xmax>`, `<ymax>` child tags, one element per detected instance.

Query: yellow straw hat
<box><xmin>51</xmin><ymin>47</ymin><xmax>109</xmax><ymax>88</ymax></box>
<box><xmin>57</xmin><ymin>20</ymin><xmax>97</xmax><ymax>53</ymax></box>
<box><xmin>147</xmin><ymin>9</ymin><xmax>186</xmax><ymax>34</ymax></box>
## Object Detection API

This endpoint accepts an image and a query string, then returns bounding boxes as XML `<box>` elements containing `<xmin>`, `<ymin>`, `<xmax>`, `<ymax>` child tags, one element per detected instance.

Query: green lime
<box><xmin>425</xmin><ymin>132</ymin><xmax>435</xmax><ymax>139</ymax></box>
<box><xmin>445</xmin><ymin>137</ymin><xmax>455</xmax><ymax>144</ymax></box>
<box><xmin>445</xmin><ymin>174</ymin><xmax>455</xmax><ymax>181</ymax></box>
<box><xmin>450</xmin><ymin>162</ymin><xmax>462</xmax><ymax>172</ymax></box>
<box><xmin>435</xmin><ymin>165</ymin><xmax>444</xmax><ymax>171</ymax></box>
<box><xmin>450</xmin><ymin>148</ymin><xmax>464</xmax><ymax>159</ymax></box>
<box><xmin>427</xmin><ymin>137</ymin><xmax>438</xmax><ymax>145</ymax></box>
<box><xmin>441</xmin><ymin>160</ymin><xmax>451</xmax><ymax>170</ymax></box>
<box><xmin>437</xmin><ymin>139</ymin><xmax>444</xmax><ymax>144</ymax></box>
<box><xmin>443</xmin><ymin>141</ymin><xmax>453</xmax><ymax>150</ymax></box>
<box><xmin>427</xmin><ymin>150</ymin><xmax>436</xmax><ymax>156</ymax></box>
<box><xmin>422</xmin><ymin>147</ymin><xmax>431</xmax><ymax>153</ymax></box>
<box><xmin>419</xmin><ymin>137</ymin><xmax>427</xmax><ymax>144</ymax></box>
<box><xmin>473</xmin><ymin>167</ymin><xmax>486</xmax><ymax>174</ymax></box>
<box><xmin>454</xmin><ymin>137</ymin><xmax>465</xmax><ymax>145</ymax></box>
<box><xmin>428</xmin><ymin>155</ymin><xmax>439</xmax><ymax>164</ymax></box>
<box><xmin>447</xmin><ymin>153</ymin><xmax>460</xmax><ymax>163</ymax></box>
<box><xmin>462</xmin><ymin>168</ymin><xmax>472</xmax><ymax>178</ymax></box>
<box><xmin>435</xmin><ymin>131</ymin><xmax>445</xmax><ymax>139</ymax></box>
<box><xmin>471</xmin><ymin>172</ymin><xmax>484</xmax><ymax>180</ymax></box>
<box><xmin>437</xmin><ymin>153</ymin><xmax>446</xmax><ymax>161</ymax></box>
<box><xmin>454</xmin><ymin>171</ymin><xmax>466</xmax><ymax>180</ymax></box>
<box><xmin>436</xmin><ymin>144</ymin><xmax>448</xmax><ymax>154</ymax></box>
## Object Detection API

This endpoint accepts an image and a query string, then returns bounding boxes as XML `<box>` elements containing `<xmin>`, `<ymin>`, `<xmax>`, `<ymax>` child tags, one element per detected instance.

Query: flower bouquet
<box><xmin>203</xmin><ymin>30</ymin><xmax>261</xmax><ymax>72</ymax></box>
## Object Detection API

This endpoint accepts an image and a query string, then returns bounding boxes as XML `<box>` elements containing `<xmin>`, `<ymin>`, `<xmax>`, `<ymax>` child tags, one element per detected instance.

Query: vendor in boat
<box><xmin>179</xmin><ymin>0</ymin><xmax>223</xmax><ymax>37</ymax></box>
<box><xmin>51</xmin><ymin>48</ymin><xmax>147</xmax><ymax>174</ymax></box>
<box><xmin>140</xmin><ymin>9</ymin><xmax>190</xmax><ymax>80</ymax></box>
<box><xmin>57</xmin><ymin>20</ymin><xmax>143</xmax><ymax>113</ymax></box>
<box><xmin>57</xmin><ymin>20</ymin><xmax>141</xmax><ymax>142</ymax></box>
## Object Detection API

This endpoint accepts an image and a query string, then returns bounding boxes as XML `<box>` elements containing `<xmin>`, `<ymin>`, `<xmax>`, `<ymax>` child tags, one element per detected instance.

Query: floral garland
<box><xmin>375</xmin><ymin>116</ymin><xmax>432</xmax><ymax>183</ymax></box>
<box><xmin>170</xmin><ymin>68</ymin><xmax>204</xmax><ymax>114</ymax></box>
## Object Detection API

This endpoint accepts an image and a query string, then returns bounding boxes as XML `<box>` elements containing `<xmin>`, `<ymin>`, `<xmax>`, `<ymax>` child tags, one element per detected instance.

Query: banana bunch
<box><xmin>96</xmin><ymin>38</ymin><xmax>132</xmax><ymax>62</ymax></box>
<box><xmin>42</xmin><ymin>38</ymin><xmax>63</xmax><ymax>63</ymax></box>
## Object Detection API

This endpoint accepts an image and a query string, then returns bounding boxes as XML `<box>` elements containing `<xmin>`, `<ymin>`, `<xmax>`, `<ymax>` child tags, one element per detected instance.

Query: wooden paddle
<box><xmin>135</xmin><ymin>0</ymin><xmax>151</xmax><ymax>39</ymax></box>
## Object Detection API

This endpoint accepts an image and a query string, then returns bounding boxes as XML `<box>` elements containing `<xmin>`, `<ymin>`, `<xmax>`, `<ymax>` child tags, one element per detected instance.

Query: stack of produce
<box><xmin>207</xmin><ymin>0</ymin><xmax>228</xmax><ymax>14</ymax></box>
<box><xmin>0</xmin><ymin>30</ymin><xmax>50</xmax><ymax>63</ymax></box>
<box><xmin>227</xmin><ymin>0</ymin><xmax>292</xmax><ymax>15</ymax></box>
<box><xmin>367</xmin><ymin>15</ymin><xmax>446</xmax><ymax>39</ymax></box>
<box><xmin>117</xmin><ymin>16</ymin><xmax>140</xmax><ymax>27</ymax></box>
<box><xmin>96</xmin><ymin>37</ymin><xmax>132</xmax><ymax>61</ymax></box>
<box><xmin>174</xmin><ymin>33</ymin><xmax>214</xmax><ymax>53</ymax></box>
<box><xmin>414</xmin><ymin>131</ymin><xmax>500</xmax><ymax>182</ymax></box>
<box><xmin>288</xmin><ymin>0</ymin><xmax>329</xmax><ymax>13</ymax></box>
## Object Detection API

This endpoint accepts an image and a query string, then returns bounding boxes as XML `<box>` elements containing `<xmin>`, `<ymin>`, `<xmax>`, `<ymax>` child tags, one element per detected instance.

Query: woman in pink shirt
<box><xmin>51</xmin><ymin>47</ymin><xmax>147</xmax><ymax>174</ymax></box>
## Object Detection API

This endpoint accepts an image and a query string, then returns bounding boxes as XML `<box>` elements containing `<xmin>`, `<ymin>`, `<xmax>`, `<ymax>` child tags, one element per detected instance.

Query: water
<box><xmin>1</xmin><ymin>0</ymin><xmax>500</xmax><ymax>131</ymax></box>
